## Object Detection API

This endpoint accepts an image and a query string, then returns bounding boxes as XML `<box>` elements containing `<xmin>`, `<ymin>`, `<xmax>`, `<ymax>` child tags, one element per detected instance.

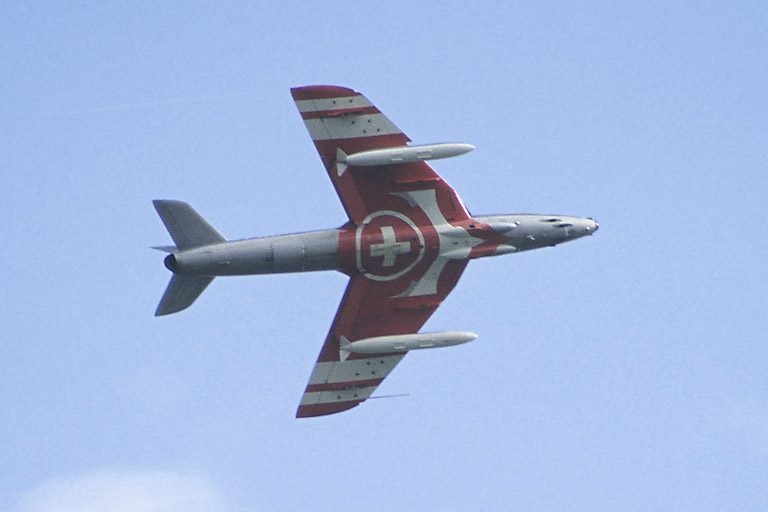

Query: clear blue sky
<box><xmin>2</xmin><ymin>2</ymin><xmax>767</xmax><ymax>511</ymax></box>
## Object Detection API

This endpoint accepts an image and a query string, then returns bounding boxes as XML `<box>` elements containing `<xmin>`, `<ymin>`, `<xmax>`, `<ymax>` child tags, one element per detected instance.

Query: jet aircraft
<box><xmin>153</xmin><ymin>85</ymin><xmax>598</xmax><ymax>417</ymax></box>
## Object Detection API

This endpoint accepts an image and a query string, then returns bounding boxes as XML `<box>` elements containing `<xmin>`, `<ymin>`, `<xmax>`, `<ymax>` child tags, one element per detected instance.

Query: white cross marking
<box><xmin>370</xmin><ymin>226</ymin><xmax>411</xmax><ymax>267</ymax></box>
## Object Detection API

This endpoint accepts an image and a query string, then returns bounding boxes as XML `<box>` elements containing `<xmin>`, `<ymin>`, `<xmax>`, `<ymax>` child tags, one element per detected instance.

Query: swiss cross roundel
<box><xmin>355</xmin><ymin>211</ymin><xmax>425</xmax><ymax>281</ymax></box>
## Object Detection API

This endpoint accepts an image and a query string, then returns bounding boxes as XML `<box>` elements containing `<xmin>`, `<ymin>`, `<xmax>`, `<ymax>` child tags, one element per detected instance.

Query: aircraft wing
<box><xmin>296</xmin><ymin>260</ymin><xmax>468</xmax><ymax>417</ymax></box>
<box><xmin>291</xmin><ymin>85</ymin><xmax>472</xmax><ymax>224</ymax></box>
<box><xmin>292</xmin><ymin>86</ymin><xmax>476</xmax><ymax>417</ymax></box>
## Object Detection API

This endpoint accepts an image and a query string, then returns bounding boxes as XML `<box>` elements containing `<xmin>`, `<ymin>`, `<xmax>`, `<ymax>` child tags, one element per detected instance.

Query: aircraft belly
<box><xmin>256</xmin><ymin>230</ymin><xmax>340</xmax><ymax>274</ymax></box>
<box><xmin>174</xmin><ymin>230</ymin><xmax>341</xmax><ymax>276</ymax></box>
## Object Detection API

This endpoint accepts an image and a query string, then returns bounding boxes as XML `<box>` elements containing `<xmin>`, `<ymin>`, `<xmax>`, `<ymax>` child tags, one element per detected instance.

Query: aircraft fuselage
<box><xmin>164</xmin><ymin>214</ymin><xmax>598</xmax><ymax>278</ymax></box>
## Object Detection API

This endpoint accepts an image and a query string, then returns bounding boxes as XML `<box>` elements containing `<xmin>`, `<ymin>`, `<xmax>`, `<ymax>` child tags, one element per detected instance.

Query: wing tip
<box><xmin>291</xmin><ymin>85</ymin><xmax>358</xmax><ymax>101</ymax></box>
<box><xmin>295</xmin><ymin>400</ymin><xmax>363</xmax><ymax>418</ymax></box>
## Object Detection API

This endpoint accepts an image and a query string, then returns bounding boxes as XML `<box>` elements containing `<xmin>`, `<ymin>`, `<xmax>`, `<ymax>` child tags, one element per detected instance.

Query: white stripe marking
<box><xmin>307</xmin><ymin>355</ymin><xmax>404</xmax><ymax>385</ymax></box>
<box><xmin>370</xmin><ymin>226</ymin><xmax>411</xmax><ymax>267</ymax></box>
<box><xmin>356</xmin><ymin>210</ymin><xmax>425</xmax><ymax>281</ymax></box>
<box><xmin>393</xmin><ymin>190</ymin><xmax>483</xmax><ymax>297</ymax></box>
<box><xmin>303</xmin><ymin>113</ymin><xmax>402</xmax><ymax>140</ymax></box>
<box><xmin>295</xmin><ymin>95</ymin><xmax>373</xmax><ymax>113</ymax></box>
<box><xmin>300</xmin><ymin>386</ymin><xmax>378</xmax><ymax>406</ymax></box>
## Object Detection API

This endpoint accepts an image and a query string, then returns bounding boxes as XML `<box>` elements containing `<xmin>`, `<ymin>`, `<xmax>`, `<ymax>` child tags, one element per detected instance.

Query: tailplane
<box><xmin>153</xmin><ymin>200</ymin><xmax>226</xmax><ymax>250</ymax></box>
<box><xmin>153</xmin><ymin>200</ymin><xmax>225</xmax><ymax>316</ymax></box>
<box><xmin>155</xmin><ymin>274</ymin><xmax>215</xmax><ymax>316</ymax></box>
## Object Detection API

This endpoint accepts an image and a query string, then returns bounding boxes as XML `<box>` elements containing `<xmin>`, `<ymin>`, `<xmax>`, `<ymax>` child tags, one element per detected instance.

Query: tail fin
<box><xmin>152</xmin><ymin>200</ymin><xmax>226</xmax><ymax>250</ymax></box>
<box><xmin>155</xmin><ymin>274</ymin><xmax>214</xmax><ymax>316</ymax></box>
<box><xmin>153</xmin><ymin>200</ymin><xmax>226</xmax><ymax>316</ymax></box>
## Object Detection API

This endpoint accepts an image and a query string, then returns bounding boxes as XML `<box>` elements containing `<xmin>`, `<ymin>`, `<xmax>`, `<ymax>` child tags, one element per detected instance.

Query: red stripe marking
<box><xmin>296</xmin><ymin>400</ymin><xmax>362</xmax><ymax>418</ymax></box>
<box><xmin>291</xmin><ymin>85</ymin><xmax>358</xmax><ymax>101</ymax></box>
<box><xmin>305</xmin><ymin>378</ymin><xmax>383</xmax><ymax>394</ymax></box>
<box><xmin>300</xmin><ymin>106</ymin><xmax>380</xmax><ymax>120</ymax></box>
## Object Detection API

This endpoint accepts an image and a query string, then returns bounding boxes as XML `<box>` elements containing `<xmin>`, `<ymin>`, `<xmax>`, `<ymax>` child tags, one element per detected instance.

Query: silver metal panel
<box><xmin>271</xmin><ymin>236</ymin><xmax>304</xmax><ymax>273</ymax></box>
<box><xmin>295</xmin><ymin>95</ymin><xmax>373</xmax><ymax>113</ymax></box>
<box><xmin>303</xmin><ymin>114</ymin><xmax>402</xmax><ymax>141</ymax></box>
<box><xmin>299</xmin><ymin>386</ymin><xmax>378</xmax><ymax>406</ymax></box>
<box><xmin>307</xmin><ymin>355</ymin><xmax>405</xmax><ymax>385</ymax></box>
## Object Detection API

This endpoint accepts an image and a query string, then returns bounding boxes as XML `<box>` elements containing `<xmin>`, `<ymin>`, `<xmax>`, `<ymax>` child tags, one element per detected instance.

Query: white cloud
<box><xmin>14</xmin><ymin>469</ymin><xmax>227</xmax><ymax>512</ymax></box>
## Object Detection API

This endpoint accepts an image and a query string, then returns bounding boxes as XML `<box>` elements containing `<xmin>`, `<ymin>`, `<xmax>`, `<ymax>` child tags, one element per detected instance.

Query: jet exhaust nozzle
<box><xmin>164</xmin><ymin>254</ymin><xmax>178</xmax><ymax>273</ymax></box>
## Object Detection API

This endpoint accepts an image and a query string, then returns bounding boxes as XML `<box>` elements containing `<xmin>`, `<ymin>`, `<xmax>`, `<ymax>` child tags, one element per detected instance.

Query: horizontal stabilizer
<box><xmin>153</xmin><ymin>200</ymin><xmax>226</xmax><ymax>250</ymax></box>
<box><xmin>155</xmin><ymin>274</ymin><xmax>214</xmax><ymax>316</ymax></box>
<box><xmin>151</xmin><ymin>245</ymin><xmax>177</xmax><ymax>253</ymax></box>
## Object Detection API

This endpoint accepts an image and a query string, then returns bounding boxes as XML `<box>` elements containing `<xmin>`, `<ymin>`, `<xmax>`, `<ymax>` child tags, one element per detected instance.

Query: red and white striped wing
<box><xmin>291</xmin><ymin>86</ymin><xmax>471</xmax><ymax>224</ymax></box>
<box><xmin>292</xmin><ymin>85</ymin><xmax>473</xmax><ymax>417</ymax></box>
<box><xmin>296</xmin><ymin>260</ymin><xmax>468</xmax><ymax>418</ymax></box>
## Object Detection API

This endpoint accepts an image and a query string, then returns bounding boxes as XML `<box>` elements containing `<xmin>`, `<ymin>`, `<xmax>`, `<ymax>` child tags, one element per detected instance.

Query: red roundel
<box><xmin>355</xmin><ymin>211</ymin><xmax>425</xmax><ymax>281</ymax></box>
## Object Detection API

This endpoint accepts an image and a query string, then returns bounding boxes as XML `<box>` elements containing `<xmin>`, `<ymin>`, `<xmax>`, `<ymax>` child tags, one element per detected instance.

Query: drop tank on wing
<box><xmin>340</xmin><ymin>331</ymin><xmax>477</xmax><ymax>355</ymax></box>
<box><xmin>336</xmin><ymin>143</ymin><xmax>474</xmax><ymax>175</ymax></box>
